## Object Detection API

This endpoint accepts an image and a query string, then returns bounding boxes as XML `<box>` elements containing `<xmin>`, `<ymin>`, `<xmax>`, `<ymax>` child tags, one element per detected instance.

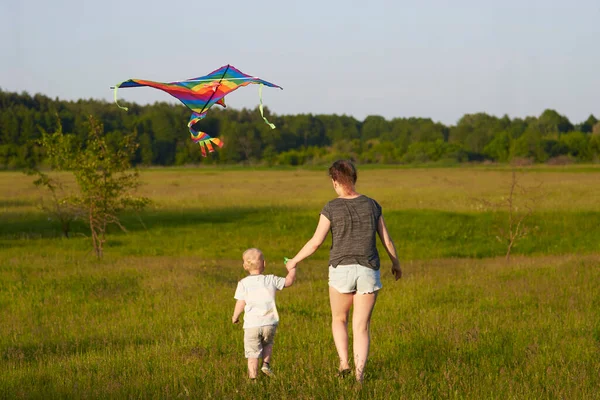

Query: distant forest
<box><xmin>1</xmin><ymin>89</ymin><xmax>599</xmax><ymax>168</ymax></box>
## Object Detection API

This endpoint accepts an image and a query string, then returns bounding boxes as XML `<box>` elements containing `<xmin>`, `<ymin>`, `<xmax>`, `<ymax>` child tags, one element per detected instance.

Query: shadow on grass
<box><xmin>2</xmin><ymin>208</ymin><xmax>600</xmax><ymax>259</ymax></box>
<box><xmin>0</xmin><ymin>199</ymin><xmax>35</xmax><ymax>208</ymax></box>
<box><xmin>2</xmin><ymin>335</ymin><xmax>158</xmax><ymax>363</ymax></box>
<box><xmin>0</xmin><ymin>207</ymin><xmax>270</xmax><ymax>241</ymax></box>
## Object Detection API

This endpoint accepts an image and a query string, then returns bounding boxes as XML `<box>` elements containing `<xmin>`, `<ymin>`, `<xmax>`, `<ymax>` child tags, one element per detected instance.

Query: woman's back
<box><xmin>321</xmin><ymin>195</ymin><xmax>382</xmax><ymax>270</ymax></box>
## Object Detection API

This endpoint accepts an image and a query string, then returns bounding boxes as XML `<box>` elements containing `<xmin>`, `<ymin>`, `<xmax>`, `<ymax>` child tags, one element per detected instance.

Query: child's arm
<box><xmin>284</xmin><ymin>266</ymin><xmax>296</xmax><ymax>288</ymax></box>
<box><xmin>232</xmin><ymin>300</ymin><xmax>245</xmax><ymax>324</ymax></box>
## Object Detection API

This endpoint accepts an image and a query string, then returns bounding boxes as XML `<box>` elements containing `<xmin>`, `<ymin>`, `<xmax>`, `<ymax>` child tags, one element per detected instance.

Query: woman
<box><xmin>286</xmin><ymin>160</ymin><xmax>401</xmax><ymax>383</ymax></box>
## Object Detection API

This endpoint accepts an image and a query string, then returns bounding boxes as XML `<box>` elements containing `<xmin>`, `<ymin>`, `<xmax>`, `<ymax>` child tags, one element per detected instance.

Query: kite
<box><xmin>112</xmin><ymin>65</ymin><xmax>282</xmax><ymax>156</ymax></box>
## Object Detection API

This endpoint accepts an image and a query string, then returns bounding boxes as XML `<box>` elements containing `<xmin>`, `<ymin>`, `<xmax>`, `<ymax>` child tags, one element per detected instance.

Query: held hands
<box><xmin>285</xmin><ymin>257</ymin><xmax>297</xmax><ymax>271</ymax></box>
<box><xmin>391</xmin><ymin>263</ymin><xmax>402</xmax><ymax>281</ymax></box>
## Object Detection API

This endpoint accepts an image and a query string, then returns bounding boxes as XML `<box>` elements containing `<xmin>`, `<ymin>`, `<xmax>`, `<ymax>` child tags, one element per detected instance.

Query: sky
<box><xmin>1</xmin><ymin>0</ymin><xmax>598</xmax><ymax>125</ymax></box>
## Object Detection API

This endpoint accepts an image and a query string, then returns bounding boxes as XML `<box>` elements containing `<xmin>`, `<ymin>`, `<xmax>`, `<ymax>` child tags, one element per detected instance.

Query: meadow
<box><xmin>1</xmin><ymin>166</ymin><xmax>599</xmax><ymax>399</ymax></box>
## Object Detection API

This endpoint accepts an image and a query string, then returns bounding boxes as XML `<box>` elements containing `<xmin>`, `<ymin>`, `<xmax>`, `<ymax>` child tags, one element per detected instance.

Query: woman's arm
<box><xmin>377</xmin><ymin>215</ymin><xmax>402</xmax><ymax>280</ymax></box>
<box><xmin>286</xmin><ymin>214</ymin><xmax>331</xmax><ymax>270</ymax></box>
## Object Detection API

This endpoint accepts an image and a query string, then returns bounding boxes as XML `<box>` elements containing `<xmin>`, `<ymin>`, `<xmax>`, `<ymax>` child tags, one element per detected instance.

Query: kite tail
<box><xmin>258</xmin><ymin>84</ymin><xmax>276</xmax><ymax>129</ymax></box>
<box><xmin>112</xmin><ymin>82</ymin><xmax>129</xmax><ymax>112</ymax></box>
<box><xmin>193</xmin><ymin>137</ymin><xmax>223</xmax><ymax>157</ymax></box>
<box><xmin>188</xmin><ymin>114</ymin><xmax>223</xmax><ymax>157</ymax></box>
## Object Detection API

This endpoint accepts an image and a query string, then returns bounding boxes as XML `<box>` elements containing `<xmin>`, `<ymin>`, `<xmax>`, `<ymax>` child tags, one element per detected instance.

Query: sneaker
<box><xmin>261</xmin><ymin>363</ymin><xmax>274</xmax><ymax>377</ymax></box>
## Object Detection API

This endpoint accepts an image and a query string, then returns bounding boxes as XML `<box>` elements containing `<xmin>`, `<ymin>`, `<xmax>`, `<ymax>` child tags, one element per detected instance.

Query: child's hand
<box><xmin>232</xmin><ymin>316</ymin><xmax>239</xmax><ymax>324</ymax></box>
<box><xmin>285</xmin><ymin>258</ymin><xmax>298</xmax><ymax>271</ymax></box>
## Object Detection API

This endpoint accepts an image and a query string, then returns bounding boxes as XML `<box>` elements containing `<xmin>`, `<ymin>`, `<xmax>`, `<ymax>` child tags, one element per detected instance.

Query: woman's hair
<box><xmin>328</xmin><ymin>160</ymin><xmax>357</xmax><ymax>189</ymax></box>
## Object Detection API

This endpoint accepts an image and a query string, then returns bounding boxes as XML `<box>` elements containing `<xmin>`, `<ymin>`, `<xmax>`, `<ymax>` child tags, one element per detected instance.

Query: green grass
<box><xmin>3</xmin><ymin>208</ymin><xmax>599</xmax><ymax>260</ymax></box>
<box><xmin>1</xmin><ymin>167</ymin><xmax>599</xmax><ymax>398</ymax></box>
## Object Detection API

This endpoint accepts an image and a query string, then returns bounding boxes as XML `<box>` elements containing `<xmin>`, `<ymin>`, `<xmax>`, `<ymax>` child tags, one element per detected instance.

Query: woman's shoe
<box><xmin>336</xmin><ymin>368</ymin><xmax>352</xmax><ymax>378</ymax></box>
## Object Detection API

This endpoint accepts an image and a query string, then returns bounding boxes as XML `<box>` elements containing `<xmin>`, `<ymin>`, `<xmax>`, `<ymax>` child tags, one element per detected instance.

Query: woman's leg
<box><xmin>352</xmin><ymin>291</ymin><xmax>378</xmax><ymax>382</ymax></box>
<box><xmin>329</xmin><ymin>286</ymin><xmax>354</xmax><ymax>371</ymax></box>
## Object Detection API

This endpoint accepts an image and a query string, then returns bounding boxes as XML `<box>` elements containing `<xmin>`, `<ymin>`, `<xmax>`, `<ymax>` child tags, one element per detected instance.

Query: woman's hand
<box><xmin>377</xmin><ymin>215</ymin><xmax>401</xmax><ymax>281</ymax></box>
<box><xmin>391</xmin><ymin>263</ymin><xmax>402</xmax><ymax>281</ymax></box>
<box><xmin>286</xmin><ymin>258</ymin><xmax>298</xmax><ymax>271</ymax></box>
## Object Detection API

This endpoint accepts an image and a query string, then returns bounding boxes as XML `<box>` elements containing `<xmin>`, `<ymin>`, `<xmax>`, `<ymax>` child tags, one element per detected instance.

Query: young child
<box><xmin>232</xmin><ymin>248</ymin><xmax>296</xmax><ymax>379</ymax></box>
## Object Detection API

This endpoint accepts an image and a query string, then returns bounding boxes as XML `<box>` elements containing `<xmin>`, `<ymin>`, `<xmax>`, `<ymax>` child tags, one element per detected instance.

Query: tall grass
<box><xmin>1</xmin><ymin>166</ymin><xmax>599</xmax><ymax>398</ymax></box>
<box><xmin>1</xmin><ymin>255</ymin><xmax>598</xmax><ymax>398</ymax></box>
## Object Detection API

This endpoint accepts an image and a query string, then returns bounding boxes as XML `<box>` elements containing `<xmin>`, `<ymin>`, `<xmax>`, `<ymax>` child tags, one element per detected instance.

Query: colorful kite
<box><xmin>112</xmin><ymin>65</ymin><xmax>282</xmax><ymax>156</ymax></box>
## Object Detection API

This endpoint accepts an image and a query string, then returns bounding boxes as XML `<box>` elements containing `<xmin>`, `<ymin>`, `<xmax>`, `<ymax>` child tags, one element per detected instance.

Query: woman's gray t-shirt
<box><xmin>320</xmin><ymin>195</ymin><xmax>382</xmax><ymax>270</ymax></box>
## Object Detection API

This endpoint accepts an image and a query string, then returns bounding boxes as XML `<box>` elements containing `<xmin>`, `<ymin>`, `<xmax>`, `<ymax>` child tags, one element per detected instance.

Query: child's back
<box><xmin>232</xmin><ymin>248</ymin><xmax>296</xmax><ymax>380</ymax></box>
<box><xmin>235</xmin><ymin>274</ymin><xmax>285</xmax><ymax>328</ymax></box>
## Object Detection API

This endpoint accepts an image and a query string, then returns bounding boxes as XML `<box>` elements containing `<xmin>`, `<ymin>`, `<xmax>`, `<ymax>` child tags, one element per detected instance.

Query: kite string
<box><xmin>259</xmin><ymin>84</ymin><xmax>276</xmax><ymax>130</ymax></box>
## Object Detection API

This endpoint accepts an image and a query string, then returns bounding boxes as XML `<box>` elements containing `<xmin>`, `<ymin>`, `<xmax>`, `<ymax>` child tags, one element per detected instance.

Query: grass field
<box><xmin>1</xmin><ymin>166</ymin><xmax>599</xmax><ymax>399</ymax></box>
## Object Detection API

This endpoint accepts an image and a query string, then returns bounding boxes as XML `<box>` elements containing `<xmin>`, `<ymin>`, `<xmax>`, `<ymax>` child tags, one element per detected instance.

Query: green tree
<box><xmin>137</xmin><ymin>132</ymin><xmax>154</xmax><ymax>165</ymax></box>
<box><xmin>541</xmin><ymin>138</ymin><xmax>569</xmax><ymax>159</ymax></box>
<box><xmin>402</xmin><ymin>139</ymin><xmax>465</xmax><ymax>163</ymax></box>
<box><xmin>361</xmin><ymin>115</ymin><xmax>390</xmax><ymax>141</ymax></box>
<box><xmin>590</xmin><ymin>131</ymin><xmax>600</xmax><ymax>159</ymax></box>
<box><xmin>0</xmin><ymin>110</ymin><xmax>20</xmax><ymax>145</ymax></box>
<box><xmin>408</xmin><ymin>118</ymin><xmax>447</xmax><ymax>143</ymax></box>
<box><xmin>360</xmin><ymin>140</ymin><xmax>399</xmax><ymax>164</ymax></box>
<box><xmin>511</xmin><ymin>126</ymin><xmax>547</xmax><ymax>162</ymax></box>
<box><xmin>559</xmin><ymin>131</ymin><xmax>591</xmax><ymax>161</ymax></box>
<box><xmin>29</xmin><ymin>169</ymin><xmax>81</xmax><ymax>238</ymax></box>
<box><xmin>321</xmin><ymin>115</ymin><xmax>360</xmax><ymax>143</ymax></box>
<box><xmin>37</xmin><ymin>116</ymin><xmax>149</xmax><ymax>257</ymax></box>
<box><xmin>579</xmin><ymin>115</ymin><xmax>597</xmax><ymax>133</ymax></box>
<box><xmin>449</xmin><ymin>113</ymin><xmax>507</xmax><ymax>156</ymax></box>
<box><xmin>538</xmin><ymin>109</ymin><xmax>573</xmax><ymax>134</ymax></box>
<box><xmin>483</xmin><ymin>131</ymin><xmax>511</xmax><ymax>162</ymax></box>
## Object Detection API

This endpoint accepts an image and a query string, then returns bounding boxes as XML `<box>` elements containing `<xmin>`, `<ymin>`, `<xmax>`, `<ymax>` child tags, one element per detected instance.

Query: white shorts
<box><xmin>244</xmin><ymin>325</ymin><xmax>277</xmax><ymax>358</ymax></box>
<box><xmin>328</xmin><ymin>264</ymin><xmax>382</xmax><ymax>294</ymax></box>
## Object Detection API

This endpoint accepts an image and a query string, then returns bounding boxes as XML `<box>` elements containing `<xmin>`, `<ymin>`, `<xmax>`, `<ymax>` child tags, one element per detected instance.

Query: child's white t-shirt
<box><xmin>234</xmin><ymin>274</ymin><xmax>286</xmax><ymax>329</ymax></box>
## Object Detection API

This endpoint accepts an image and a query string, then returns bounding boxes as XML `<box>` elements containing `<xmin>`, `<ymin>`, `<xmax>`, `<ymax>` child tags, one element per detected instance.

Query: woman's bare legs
<box><xmin>329</xmin><ymin>286</ymin><xmax>354</xmax><ymax>371</ymax></box>
<box><xmin>352</xmin><ymin>291</ymin><xmax>378</xmax><ymax>382</ymax></box>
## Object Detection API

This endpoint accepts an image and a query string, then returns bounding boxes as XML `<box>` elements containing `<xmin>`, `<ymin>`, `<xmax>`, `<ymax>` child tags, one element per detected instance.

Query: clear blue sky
<box><xmin>1</xmin><ymin>0</ymin><xmax>598</xmax><ymax>125</ymax></box>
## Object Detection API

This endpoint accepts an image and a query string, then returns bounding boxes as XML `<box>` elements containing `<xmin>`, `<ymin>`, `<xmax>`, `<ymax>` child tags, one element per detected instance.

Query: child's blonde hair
<box><xmin>243</xmin><ymin>248</ymin><xmax>264</xmax><ymax>272</ymax></box>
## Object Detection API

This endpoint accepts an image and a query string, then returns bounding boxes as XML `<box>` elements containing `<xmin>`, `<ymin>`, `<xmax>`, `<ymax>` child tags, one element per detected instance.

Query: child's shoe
<box><xmin>261</xmin><ymin>363</ymin><xmax>274</xmax><ymax>377</ymax></box>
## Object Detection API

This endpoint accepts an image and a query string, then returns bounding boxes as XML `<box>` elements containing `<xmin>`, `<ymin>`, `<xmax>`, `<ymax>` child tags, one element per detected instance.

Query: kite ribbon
<box><xmin>259</xmin><ymin>84</ymin><xmax>276</xmax><ymax>129</ymax></box>
<box><xmin>113</xmin><ymin>82</ymin><xmax>129</xmax><ymax>112</ymax></box>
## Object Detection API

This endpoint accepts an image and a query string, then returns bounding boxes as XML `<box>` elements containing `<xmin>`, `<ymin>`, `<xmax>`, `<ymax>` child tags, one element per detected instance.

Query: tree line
<box><xmin>1</xmin><ymin>89</ymin><xmax>599</xmax><ymax>168</ymax></box>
